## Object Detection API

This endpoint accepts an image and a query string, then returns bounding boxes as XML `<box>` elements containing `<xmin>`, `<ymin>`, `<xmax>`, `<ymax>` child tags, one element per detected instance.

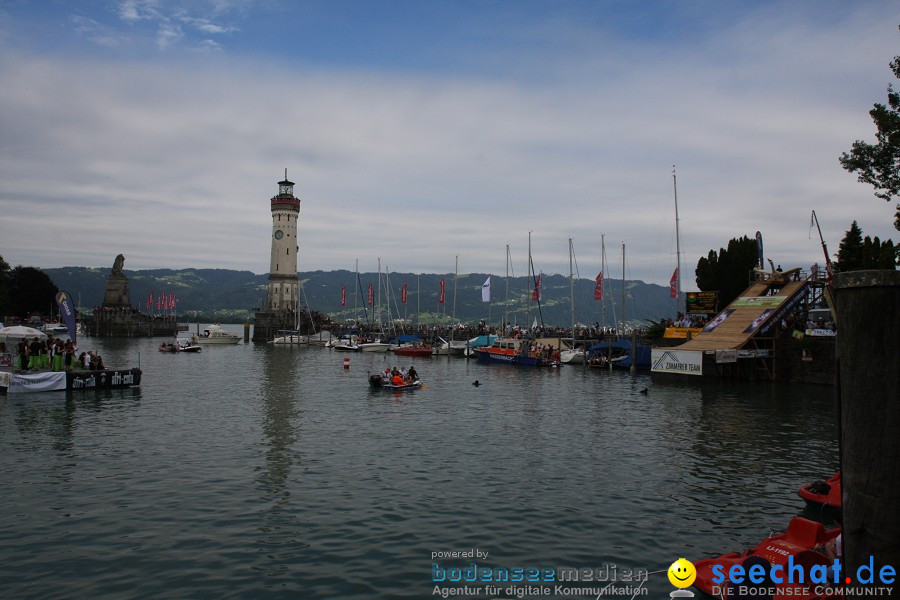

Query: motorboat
<box><xmin>693</xmin><ymin>517</ymin><xmax>841</xmax><ymax>600</ymax></box>
<box><xmin>559</xmin><ymin>349</ymin><xmax>585</xmax><ymax>364</ymax></box>
<box><xmin>357</xmin><ymin>340</ymin><xmax>391</xmax><ymax>352</ymax></box>
<box><xmin>368</xmin><ymin>373</ymin><xmax>422</xmax><ymax>391</ymax></box>
<box><xmin>473</xmin><ymin>338</ymin><xmax>558</xmax><ymax>367</ymax></box>
<box><xmin>392</xmin><ymin>344</ymin><xmax>432</xmax><ymax>358</ymax></box>
<box><xmin>192</xmin><ymin>324</ymin><xmax>241</xmax><ymax>345</ymax></box>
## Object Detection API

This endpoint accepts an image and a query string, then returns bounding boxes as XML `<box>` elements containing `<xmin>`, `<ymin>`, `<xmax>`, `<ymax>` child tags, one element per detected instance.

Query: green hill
<box><xmin>44</xmin><ymin>267</ymin><xmax>678</xmax><ymax>327</ymax></box>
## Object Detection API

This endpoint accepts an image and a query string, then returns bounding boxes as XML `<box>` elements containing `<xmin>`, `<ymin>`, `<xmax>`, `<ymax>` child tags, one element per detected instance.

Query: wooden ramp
<box><xmin>676</xmin><ymin>277</ymin><xmax>808</xmax><ymax>352</ymax></box>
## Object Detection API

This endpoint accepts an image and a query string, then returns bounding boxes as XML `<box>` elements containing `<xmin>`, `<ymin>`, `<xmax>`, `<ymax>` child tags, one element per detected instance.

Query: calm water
<box><xmin>0</xmin><ymin>326</ymin><xmax>839</xmax><ymax>599</ymax></box>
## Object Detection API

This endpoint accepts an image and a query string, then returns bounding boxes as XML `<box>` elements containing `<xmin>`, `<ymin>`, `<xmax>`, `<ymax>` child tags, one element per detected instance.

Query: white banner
<box><xmin>5</xmin><ymin>371</ymin><xmax>67</xmax><ymax>393</ymax></box>
<box><xmin>651</xmin><ymin>349</ymin><xmax>703</xmax><ymax>375</ymax></box>
<box><xmin>715</xmin><ymin>349</ymin><xmax>738</xmax><ymax>363</ymax></box>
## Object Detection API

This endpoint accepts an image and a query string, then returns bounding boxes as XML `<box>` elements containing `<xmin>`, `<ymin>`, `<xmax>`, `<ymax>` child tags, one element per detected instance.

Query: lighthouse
<box><xmin>266</xmin><ymin>171</ymin><xmax>301</xmax><ymax>311</ymax></box>
<box><xmin>253</xmin><ymin>170</ymin><xmax>303</xmax><ymax>342</ymax></box>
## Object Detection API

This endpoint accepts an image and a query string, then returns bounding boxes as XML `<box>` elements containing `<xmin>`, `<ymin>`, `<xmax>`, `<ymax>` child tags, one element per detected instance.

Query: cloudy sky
<box><xmin>0</xmin><ymin>0</ymin><xmax>897</xmax><ymax>286</ymax></box>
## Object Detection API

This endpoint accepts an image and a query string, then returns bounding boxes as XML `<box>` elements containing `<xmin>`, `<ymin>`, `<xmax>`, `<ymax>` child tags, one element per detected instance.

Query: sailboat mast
<box><xmin>569</xmin><ymin>238</ymin><xmax>575</xmax><ymax>342</ymax></box>
<box><xmin>621</xmin><ymin>242</ymin><xmax>626</xmax><ymax>337</ymax></box>
<box><xmin>600</xmin><ymin>235</ymin><xmax>606</xmax><ymax>329</ymax></box>
<box><xmin>504</xmin><ymin>244</ymin><xmax>510</xmax><ymax>334</ymax></box>
<box><xmin>673</xmin><ymin>166</ymin><xmax>683</xmax><ymax>316</ymax></box>
<box><xmin>526</xmin><ymin>231</ymin><xmax>532</xmax><ymax>327</ymax></box>
<box><xmin>452</xmin><ymin>255</ymin><xmax>458</xmax><ymax>323</ymax></box>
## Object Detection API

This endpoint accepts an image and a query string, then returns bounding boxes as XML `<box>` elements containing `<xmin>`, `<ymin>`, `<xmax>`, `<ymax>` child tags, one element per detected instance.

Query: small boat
<box><xmin>392</xmin><ymin>344</ymin><xmax>432</xmax><ymax>358</ymax></box>
<box><xmin>192</xmin><ymin>324</ymin><xmax>241</xmax><ymax>345</ymax></box>
<box><xmin>798</xmin><ymin>472</ymin><xmax>841</xmax><ymax>512</ymax></box>
<box><xmin>368</xmin><ymin>373</ymin><xmax>422</xmax><ymax>390</ymax></box>
<box><xmin>693</xmin><ymin>517</ymin><xmax>840</xmax><ymax>600</ymax></box>
<box><xmin>331</xmin><ymin>337</ymin><xmax>360</xmax><ymax>352</ymax></box>
<box><xmin>177</xmin><ymin>339</ymin><xmax>202</xmax><ymax>352</ymax></box>
<box><xmin>357</xmin><ymin>340</ymin><xmax>391</xmax><ymax>352</ymax></box>
<box><xmin>559</xmin><ymin>348</ymin><xmax>585</xmax><ymax>364</ymax></box>
<box><xmin>158</xmin><ymin>342</ymin><xmax>179</xmax><ymax>353</ymax></box>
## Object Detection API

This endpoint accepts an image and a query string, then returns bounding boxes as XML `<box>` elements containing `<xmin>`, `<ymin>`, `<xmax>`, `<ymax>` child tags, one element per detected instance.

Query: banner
<box><xmin>532</xmin><ymin>274</ymin><xmax>541</xmax><ymax>301</ymax></box>
<box><xmin>5</xmin><ymin>371</ymin><xmax>67</xmax><ymax>393</ymax></box>
<box><xmin>401</xmin><ymin>283</ymin><xmax>408</xmax><ymax>304</ymax></box>
<box><xmin>146</xmin><ymin>291</ymin><xmax>153</xmax><ymax>310</ymax></box>
<box><xmin>482</xmin><ymin>277</ymin><xmax>491</xmax><ymax>302</ymax></box>
<box><xmin>651</xmin><ymin>349</ymin><xmax>703</xmax><ymax>375</ymax></box>
<box><xmin>755</xmin><ymin>231</ymin><xmax>764</xmax><ymax>270</ymax></box>
<box><xmin>341</xmin><ymin>286</ymin><xmax>346</xmax><ymax>307</ymax></box>
<box><xmin>440</xmin><ymin>279</ymin><xmax>445</xmax><ymax>305</ymax></box>
<box><xmin>367</xmin><ymin>283</ymin><xmax>373</xmax><ymax>306</ymax></box>
<box><xmin>743</xmin><ymin>309</ymin><xmax>775</xmax><ymax>334</ymax></box>
<box><xmin>669</xmin><ymin>268</ymin><xmax>678</xmax><ymax>298</ymax></box>
<box><xmin>55</xmin><ymin>290</ymin><xmax>77</xmax><ymax>343</ymax></box>
<box><xmin>594</xmin><ymin>272</ymin><xmax>603</xmax><ymax>300</ymax></box>
<box><xmin>168</xmin><ymin>293</ymin><xmax>177</xmax><ymax>310</ymax></box>
<box><xmin>702</xmin><ymin>308</ymin><xmax>734</xmax><ymax>332</ymax></box>
<box><xmin>685</xmin><ymin>291</ymin><xmax>718</xmax><ymax>314</ymax></box>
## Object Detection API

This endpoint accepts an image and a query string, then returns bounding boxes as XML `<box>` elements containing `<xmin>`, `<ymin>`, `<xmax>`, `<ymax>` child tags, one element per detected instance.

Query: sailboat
<box><xmin>559</xmin><ymin>238</ymin><xmax>585</xmax><ymax>364</ymax></box>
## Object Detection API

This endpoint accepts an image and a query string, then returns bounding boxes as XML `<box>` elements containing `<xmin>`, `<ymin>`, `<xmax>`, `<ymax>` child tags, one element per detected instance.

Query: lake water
<box><xmin>0</xmin><ymin>325</ymin><xmax>839</xmax><ymax>599</ymax></box>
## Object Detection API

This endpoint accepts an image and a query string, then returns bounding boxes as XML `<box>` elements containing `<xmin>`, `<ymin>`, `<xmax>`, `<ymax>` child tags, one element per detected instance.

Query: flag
<box><xmin>532</xmin><ymin>317</ymin><xmax>538</xmax><ymax>330</ymax></box>
<box><xmin>55</xmin><ymin>291</ymin><xmax>77</xmax><ymax>343</ymax></box>
<box><xmin>169</xmin><ymin>293</ymin><xmax>177</xmax><ymax>309</ymax></box>
<box><xmin>341</xmin><ymin>286</ymin><xmax>346</xmax><ymax>307</ymax></box>
<box><xmin>593</xmin><ymin>272</ymin><xmax>603</xmax><ymax>300</ymax></box>
<box><xmin>482</xmin><ymin>276</ymin><xmax>491</xmax><ymax>302</ymax></box>
<box><xmin>367</xmin><ymin>283</ymin><xmax>373</xmax><ymax>305</ymax></box>
<box><xmin>146</xmin><ymin>291</ymin><xmax>153</xmax><ymax>310</ymax></box>
<box><xmin>401</xmin><ymin>283</ymin><xmax>408</xmax><ymax>304</ymax></box>
<box><xmin>439</xmin><ymin>278</ymin><xmax>445</xmax><ymax>305</ymax></box>
<box><xmin>532</xmin><ymin>274</ymin><xmax>541</xmax><ymax>301</ymax></box>
<box><xmin>670</xmin><ymin>268</ymin><xmax>679</xmax><ymax>298</ymax></box>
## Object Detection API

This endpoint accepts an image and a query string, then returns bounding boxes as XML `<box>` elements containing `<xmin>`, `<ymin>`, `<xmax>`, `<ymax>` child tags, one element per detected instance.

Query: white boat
<box><xmin>192</xmin><ymin>324</ymin><xmax>241</xmax><ymax>345</ymax></box>
<box><xmin>431</xmin><ymin>337</ymin><xmax>467</xmax><ymax>356</ymax></box>
<box><xmin>357</xmin><ymin>341</ymin><xmax>391</xmax><ymax>352</ymax></box>
<box><xmin>559</xmin><ymin>349</ymin><xmax>585</xmax><ymax>364</ymax></box>
<box><xmin>331</xmin><ymin>337</ymin><xmax>360</xmax><ymax>351</ymax></box>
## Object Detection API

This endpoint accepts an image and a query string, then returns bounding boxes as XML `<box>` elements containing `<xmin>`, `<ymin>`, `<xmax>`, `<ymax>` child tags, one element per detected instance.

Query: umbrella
<box><xmin>0</xmin><ymin>325</ymin><xmax>49</xmax><ymax>343</ymax></box>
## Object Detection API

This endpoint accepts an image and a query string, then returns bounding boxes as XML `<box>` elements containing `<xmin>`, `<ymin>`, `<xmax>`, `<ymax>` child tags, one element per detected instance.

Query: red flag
<box><xmin>401</xmin><ymin>283</ymin><xmax>408</xmax><ymax>304</ymax></box>
<box><xmin>169</xmin><ymin>293</ymin><xmax>177</xmax><ymax>309</ymax></box>
<box><xmin>594</xmin><ymin>272</ymin><xmax>603</xmax><ymax>301</ymax></box>
<box><xmin>155</xmin><ymin>298</ymin><xmax>160</xmax><ymax>311</ymax></box>
<box><xmin>532</xmin><ymin>275</ymin><xmax>541</xmax><ymax>301</ymax></box>
<box><xmin>439</xmin><ymin>279</ymin><xmax>445</xmax><ymax>305</ymax></box>
<box><xmin>367</xmin><ymin>283</ymin><xmax>373</xmax><ymax>305</ymax></box>
<box><xmin>146</xmin><ymin>291</ymin><xmax>153</xmax><ymax>310</ymax></box>
<box><xmin>670</xmin><ymin>268</ymin><xmax>679</xmax><ymax>298</ymax></box>
<box><xmin>341</xmin><ymin>286</ymin><xmax>347</xmax><ymax>307</ymax></box>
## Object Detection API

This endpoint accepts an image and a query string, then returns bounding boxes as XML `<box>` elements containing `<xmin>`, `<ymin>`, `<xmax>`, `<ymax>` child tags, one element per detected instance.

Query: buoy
<box><xmin>343</xmin><ymin>357</ymin><xmax>350</xmax><ymax>369</ymax></box>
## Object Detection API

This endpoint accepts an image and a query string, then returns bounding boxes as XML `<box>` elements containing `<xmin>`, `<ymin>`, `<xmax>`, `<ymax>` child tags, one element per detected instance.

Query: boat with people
<box><xmin>368</xmin><ymin>368</ymin><xmax>423</xmax><ymax>391</ymax></box>
<box><xmin>473</xmin><ymin>337</ymin><xmax>559</xmax><ymax>367</ymax></box>
<box><xmin>159</xmin><ymin>338</ymin><xmax>202</xmax><ymax>352</ymax></box>
<box><xmin>585</xmin><ymin>339</ymin><xmax>651</xmax><ymax>369</ymax></box>
<box><xmin>692</xmin><ymin>517</ymin><xmax>841</xmax><ymax>600</ymax></box>
<box><xmin>192</xmin><ymin>324</ymin><xmax>241</xmax><ymax>345</ymax></box>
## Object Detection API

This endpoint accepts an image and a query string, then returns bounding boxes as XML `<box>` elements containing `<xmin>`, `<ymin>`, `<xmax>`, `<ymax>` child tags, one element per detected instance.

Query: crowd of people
<box><xmin>515</xmin><ymin>339</ymin><xmax>560</xmax><ymax>362</ymax></box>
<box><xmin>1</xmin><ymin>335</ymin><xmax>106</xmax><ymax>372</ymax></box>
<box><xmin>379</xmin><ymin>365</ymin><xmax>419</xmax><ymax>386</ymax></box>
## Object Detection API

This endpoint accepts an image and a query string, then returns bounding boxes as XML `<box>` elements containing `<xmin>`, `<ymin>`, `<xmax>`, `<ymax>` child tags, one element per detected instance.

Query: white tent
<box><xmin>0</xmin><ymin>325</ymin><xmax>49</xmax><ymax>344</ymax></box>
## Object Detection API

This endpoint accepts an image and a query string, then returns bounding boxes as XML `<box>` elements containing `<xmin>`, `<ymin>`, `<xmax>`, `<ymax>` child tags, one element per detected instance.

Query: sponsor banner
<box><xmin>715</xmin><ymin>349</ymin><xmax>738</xmax><ymax>363</ymax></box>
<box><xmin>732</xmin><ymin>296</ymin><xmax>786</xmax><ymax>307</ymax></box>
<box><xmin>805</xmin><ymin>328</ymin><xmax>836</xmax><ymax>337</ymax></box>
<box><xmin>663</xmin><ymin>327</ymin><xmax>703</xmax><ymax>339</ymax></box>
<box><xmin>685</xmin><ymin>291</ymin><xmax>718</xmax><ymax>314</ymax></box>
<box><xmin>0</xmin><ymin>371</ymin><xmax>9</xmax><ymax>387</ymax></box>
<box><xmin>702</xmin><ymin>308</ymin><xmax>734</xmax><ymax>332</ymax></box>
<box><xmin>69</xmin><ymin>369</ymin><xmax>140</xmax><ymax>390</ymax></box>
<box><xmin>651</xmin><ymin>349</ymin><xmax>703</xmax><ymax>375</ymax></box>
<box><xmin>738</xmin><ymin>349</ymin><xmax>770</xmax><ymax>358</ymax></box>
<box><xmin>6</xmin><ymin>371</ymin><xmax>67</xmax><ymax>393</ymax></box>
<box><xmin>743</xmin><ymin>309</ymin><xmax>775</xmax><ymax>334</ymax></box>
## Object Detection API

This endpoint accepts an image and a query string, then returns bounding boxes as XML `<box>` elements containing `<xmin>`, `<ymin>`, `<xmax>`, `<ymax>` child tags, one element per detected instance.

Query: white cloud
<box><xmin>0</xmin><ymin>3</ymin><xmax>897</xmax><ymax>292</ymax></box>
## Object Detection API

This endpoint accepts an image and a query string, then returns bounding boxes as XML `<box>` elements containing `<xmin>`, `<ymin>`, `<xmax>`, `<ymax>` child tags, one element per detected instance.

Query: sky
<box><xmin>0</xmin><ymin>0</ymin><xmax>898</xmax><ymax>287</ymax></box>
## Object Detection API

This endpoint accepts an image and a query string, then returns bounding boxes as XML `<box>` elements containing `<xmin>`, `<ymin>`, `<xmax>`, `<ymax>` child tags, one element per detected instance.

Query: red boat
<box><xmin>392</xmin><ymin>345</ymin><xmax>433</xmax><ymax>358</ymax></box>
<box><xmin>798</xmin><ymin>472</ymin><xmax>841</xmax><ymax>512</ymax></box>
<box><xmin>693</xmin><ymin>517</ymin><xmax>841</xmax><ymax>600</ymax></box>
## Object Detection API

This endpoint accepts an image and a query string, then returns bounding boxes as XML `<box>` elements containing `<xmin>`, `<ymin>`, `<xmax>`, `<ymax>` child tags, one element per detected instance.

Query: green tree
<box><xmin>8</xmin><ymin>266</ymin><xmax>59</xmax><ymax>320</ymax></box>
<box><xmin>839</xmin><ymin>30</ymin><xmax>900</xmax><ymax>230</ymax></box>
<box><xmin>695</xmin><ymin>235</ymin><xmax>760</xmax><ymax>308</ymax></box>
<box><xmin>834</xmin><ymin>221</ymin><xmax>899</xmax><ymax>270</ymax></box>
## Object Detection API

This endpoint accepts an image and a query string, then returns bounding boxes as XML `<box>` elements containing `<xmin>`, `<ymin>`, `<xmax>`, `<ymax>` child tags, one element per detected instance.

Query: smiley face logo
<box><xmin>668</xmin><ymin>558</ymin><xmax>696</xmax><ymax>588</ymax></box>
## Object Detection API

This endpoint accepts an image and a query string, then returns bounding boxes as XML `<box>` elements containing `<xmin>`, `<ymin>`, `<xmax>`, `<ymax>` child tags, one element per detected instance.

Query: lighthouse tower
<box><xmin>266</xmin><ymin>171</ymin><xmax>301</xmax><ymax>311</ymax></box>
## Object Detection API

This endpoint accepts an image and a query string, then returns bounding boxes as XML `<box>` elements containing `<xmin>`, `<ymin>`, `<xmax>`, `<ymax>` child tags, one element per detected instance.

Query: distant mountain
<box><xmin>44</xmin><ymin>267</ymin><xmax>679</xmax><ymax>326</ymax></box>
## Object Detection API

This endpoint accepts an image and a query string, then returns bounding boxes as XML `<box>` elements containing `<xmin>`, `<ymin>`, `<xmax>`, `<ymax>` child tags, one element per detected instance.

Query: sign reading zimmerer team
<box><xmin>651</xmin><ymin>349</ymin><xmax>703</xmax><ymax>376</ymax></box>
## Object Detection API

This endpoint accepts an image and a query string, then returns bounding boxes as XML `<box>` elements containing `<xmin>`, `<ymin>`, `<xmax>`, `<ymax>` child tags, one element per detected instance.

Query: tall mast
<box><xmin>354</xmin><ymin>259</ymin><xmax>359</xmax><ymax>322</ymax></box>
<box><xmin>452</xmin><ymin>255</ymin><xmax>458</xmax><ymax>323</ymax></box>
<box><xmin>569</xmin><ymin>238</ymin><xmax>575</xmax><ymax>344</ymax></box>
<box><xmin>526</xmin><ymin>231</ymin><xmax>532</xmax><ymax>326</ymax></box>
<box><xmin>600</xmin><ymin>235</ymin><xmax>606</xmax><ymax>329</ymax></box>
<box><xmin>377</xmin><ymin>257</ymin><xmax>382</xmax><ymax>328</ymax></box>
<box><xmin>673</xmin><ymin>165</ymin><xmax>683</xmax><ymax>316</ymax></box>
<box><xmin>504</xmin><ymin>244</ymin><xmax>510</xmax><ymax>334</ymax></box>
<box><xmin>621</xmin><ymin>242</ymin><xmax>626</xmax><ymax>337</ymax></box>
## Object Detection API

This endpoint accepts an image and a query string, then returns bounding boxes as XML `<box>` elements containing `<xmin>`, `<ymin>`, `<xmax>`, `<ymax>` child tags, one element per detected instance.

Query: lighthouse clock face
<box><xmin>274</xmin><ymin>230</ymin><xmax>283</xmax><ymax>240</ymax></box>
